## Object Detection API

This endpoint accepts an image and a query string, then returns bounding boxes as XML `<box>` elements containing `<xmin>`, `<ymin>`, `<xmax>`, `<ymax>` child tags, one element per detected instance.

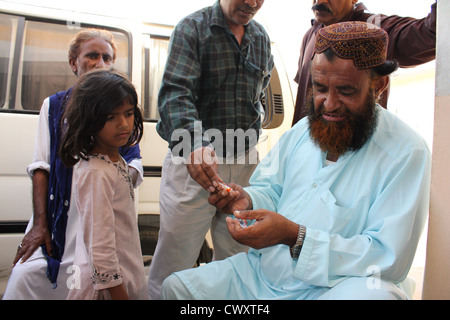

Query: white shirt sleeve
<box><xmin>127</xmin><ymin>158</ymin><xmax>144</xmax><ymax>188</ymax></box>
<box><xmin>27</xmin><ymin>98</ymin><xmax>51</xmax><ymax>177</ymax></box>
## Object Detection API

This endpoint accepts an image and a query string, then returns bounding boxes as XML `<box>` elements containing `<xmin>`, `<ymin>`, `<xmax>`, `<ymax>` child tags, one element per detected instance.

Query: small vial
<box><xmin>218</xmin><ymin>182</ymin><xmax>232</xmax><ymax>192</ymax></box>
<box><xmin>238</xmin><ymin>219</ymin><xmax>248</xmax><ymax>228</ymax></box>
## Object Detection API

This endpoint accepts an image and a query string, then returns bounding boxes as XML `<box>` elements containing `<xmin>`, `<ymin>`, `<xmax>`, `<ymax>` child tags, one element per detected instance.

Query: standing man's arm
<box><xmin>13</xmin><ymin>169</ymin><xmax>53</xmax><ymax>266</ymax></box>
<box><xmin>157</xmin><ymin>23</ymin><xmax>221</xmax><ymax>191</ymax></box>
<box><xmin>13</xmin><ymin>100</ymin><xmax>53</xmax><ymax>266</ymax></box>
<box><xmin>379</xmin><ymin>2</ymin><xmax>437</xmax><ymax>66</ymax></box>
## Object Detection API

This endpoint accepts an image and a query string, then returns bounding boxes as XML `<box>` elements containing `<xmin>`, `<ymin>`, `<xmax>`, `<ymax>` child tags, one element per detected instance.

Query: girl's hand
<box><xmin>108</xmin><ymin>283</ymin><xmax>129</xmax><ymax>300</ymax></box>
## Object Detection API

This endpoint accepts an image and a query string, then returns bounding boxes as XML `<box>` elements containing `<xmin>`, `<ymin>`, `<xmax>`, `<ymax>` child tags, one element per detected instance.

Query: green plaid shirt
<box><xmin>157</xmin><ymin>1</ymin><xmax>274</xmax><ymax>155</ymax></box>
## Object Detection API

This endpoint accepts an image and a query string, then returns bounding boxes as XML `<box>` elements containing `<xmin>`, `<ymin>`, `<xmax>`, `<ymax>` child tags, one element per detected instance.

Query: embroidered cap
<box><xmin>314</xmin><ymin>21</ymin><xmax>388</xmax><ymax>70</ymax></box>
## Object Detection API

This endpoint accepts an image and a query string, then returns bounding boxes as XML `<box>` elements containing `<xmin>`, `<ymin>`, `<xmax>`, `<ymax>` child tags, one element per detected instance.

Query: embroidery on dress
<box><xmin>91</xmin><ymin>265</ymin><xmax>122</xmax><ymax>286</ymax></box>
<box><xmin>93</xmin><ymin>155</ymin><xmax>135</xmax><ymax>201</ymax></box>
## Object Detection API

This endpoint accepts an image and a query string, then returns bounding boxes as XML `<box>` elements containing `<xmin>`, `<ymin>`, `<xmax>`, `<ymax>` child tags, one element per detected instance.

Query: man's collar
<box><xmin>210</xmin><ymin>0</ymin><xmax>228</xmax><ymax>29</ymax></box>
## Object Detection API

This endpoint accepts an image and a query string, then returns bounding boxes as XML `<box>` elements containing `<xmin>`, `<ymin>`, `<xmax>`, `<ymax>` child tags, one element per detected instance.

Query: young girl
<box><xmin>60</xmin><ymin>69</ymin><xmax>147</xmax><ymax>300</ymax></box>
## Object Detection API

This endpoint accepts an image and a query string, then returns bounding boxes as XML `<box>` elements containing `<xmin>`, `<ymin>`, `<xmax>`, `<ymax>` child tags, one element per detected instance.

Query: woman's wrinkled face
<box><xmin>69</xmin><ymin>38</ymin><xmax>114</xmax><ymax>77</ymax></box>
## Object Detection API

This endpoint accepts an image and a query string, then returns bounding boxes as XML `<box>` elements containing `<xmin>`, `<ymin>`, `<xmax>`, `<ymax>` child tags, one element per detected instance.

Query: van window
<box><xmin>21</xmin><ymin>21</ymin><xmax>78</xmax><ymax>111</ymax></box>
<box><xmin>0</xmin><ymin>12</ymin><xmax>130</xmax><ymax>113</ymax></box>
<box><xmin>141</xmin><ymin>35</ymin><xmax>169</xmax><ymax>121</ymax></box>
<box><xmin>139</xmin><ymin>34</ymin><xmax>285</xmax><ymax>126</ymax></box>
<box><xmin>0</xmin><ymin>13</ymin><xmax>18</xmax><ymax>109</ymax></box>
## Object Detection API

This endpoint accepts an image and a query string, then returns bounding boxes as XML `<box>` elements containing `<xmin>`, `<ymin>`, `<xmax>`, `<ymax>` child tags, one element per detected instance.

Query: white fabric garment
<box><xmin>3</xmin><ymin>98</ymin><xmax>143</xmax><ymax>300</ymax></box>
<box><xmin>162</xmin><ymin>105</ymin><xmax>431</xmax><ymax>300</ymax></box>
<box><xmin>67</xmin><ymin>155</ymin><xmax>147</xmax><ymax>300</ymax></box>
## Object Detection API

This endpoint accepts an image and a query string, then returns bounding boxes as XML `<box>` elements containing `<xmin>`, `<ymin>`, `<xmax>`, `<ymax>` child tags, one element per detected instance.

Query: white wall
<box><xmin>423</xmin><ymin>0</ymin><xmax>450</xmax><ymax>300</ymax></box>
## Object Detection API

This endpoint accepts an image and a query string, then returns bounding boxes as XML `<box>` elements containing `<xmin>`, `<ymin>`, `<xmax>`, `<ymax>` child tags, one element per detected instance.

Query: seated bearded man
<box><xmin>160</xmin><ymin>21</ymin><xmax>431</xmax><ymax>300</ymax></box>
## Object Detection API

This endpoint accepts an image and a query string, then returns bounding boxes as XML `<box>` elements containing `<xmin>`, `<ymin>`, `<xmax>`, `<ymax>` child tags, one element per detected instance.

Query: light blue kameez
<box><xmin>167</xmin><ymin>106</ymin><xmax>431</xmax><ymax>300</ymax></box>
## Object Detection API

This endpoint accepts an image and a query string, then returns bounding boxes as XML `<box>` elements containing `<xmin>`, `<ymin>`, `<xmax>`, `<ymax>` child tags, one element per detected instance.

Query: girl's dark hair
<box><xmin>59</xmin><ymin>69</ymin><xmax>143</xmax><ymax>167</ymax></box>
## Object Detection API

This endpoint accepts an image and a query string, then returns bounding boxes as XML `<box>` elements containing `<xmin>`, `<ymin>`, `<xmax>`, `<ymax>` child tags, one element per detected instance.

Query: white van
<box><xmin>0</xmin><ymin>1</ymin><xmax>294</xmax><ymax>288</ymax></box>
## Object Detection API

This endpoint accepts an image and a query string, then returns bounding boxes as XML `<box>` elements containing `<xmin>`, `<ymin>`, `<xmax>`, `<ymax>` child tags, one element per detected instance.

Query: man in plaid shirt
<box><xmin>148</xmin><ymin>0</ymin><xmax>273</xmax><ymax>299</ymax></box>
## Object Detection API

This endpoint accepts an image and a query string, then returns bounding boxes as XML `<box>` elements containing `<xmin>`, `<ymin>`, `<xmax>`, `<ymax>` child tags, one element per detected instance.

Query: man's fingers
<box><xmin>226</xmin><ymin>216</ymin><xmax>242</xmax><ymax>234</ymax></box>
<box><xmin>45</xmin><ymin>236</ymin><xmax>53</xmax><ymax>257</ymax></box>
<box><xmin>187</xmin><ymin>163</ymin><xmax>215</xmax><ymax>192</ymax></box>
<box><xmin>210</xmin><ymin>190</ymin><xmax>238</xmax><ymax>210</ymax></box>
<box><xmin>20</xmin><ymin>248</ymin><xmax>34</xmax><ymax>265</ymax></box>
<box><xmin>12</xmin><ymin>245</ymin><xmax>23</xmax><ymax>267</ymax></box>
<box><xmin>202</xmin><ymin>162</ymin><xmax>220</xmax><ymax>184</ymax></box>
<box><xmin>11</xmin><ymin>232</ymin><xmax>53</xmax><ymax>267</ymax></box>
<box><xmin>233</xmin><ymin>209</ymin><xmax>265</xmax><ymax>220</ymax></box>
<box><xmin>188</xmin><ymin>147</ymin><xmax>222</xmax><ymax>192</ymax></box>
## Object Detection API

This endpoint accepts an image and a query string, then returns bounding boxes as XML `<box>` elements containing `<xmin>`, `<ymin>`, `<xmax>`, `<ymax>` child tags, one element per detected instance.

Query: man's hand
<box><xmin>208</xmin><ymin>182</ymin><xmax>253</xmax><ymax>214</ymax></box>
<box><xmin>226</xmin><ymin>209</ymin><xmax>299</xmax><ymax>250</ymax></box>
<box><xmin>12</xmin><ymin>168</ymin><xmax>52</xmax><ymax>267</ymax></box>
<box><xmin>13</xmin><ymin>223</ymin><xmax>52</xmax><ymax>267</ymax></box>
<box><xmin>186</xmin><ymin>147</ymin><xmax>221</xmax><ymax>192</ymax></box>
